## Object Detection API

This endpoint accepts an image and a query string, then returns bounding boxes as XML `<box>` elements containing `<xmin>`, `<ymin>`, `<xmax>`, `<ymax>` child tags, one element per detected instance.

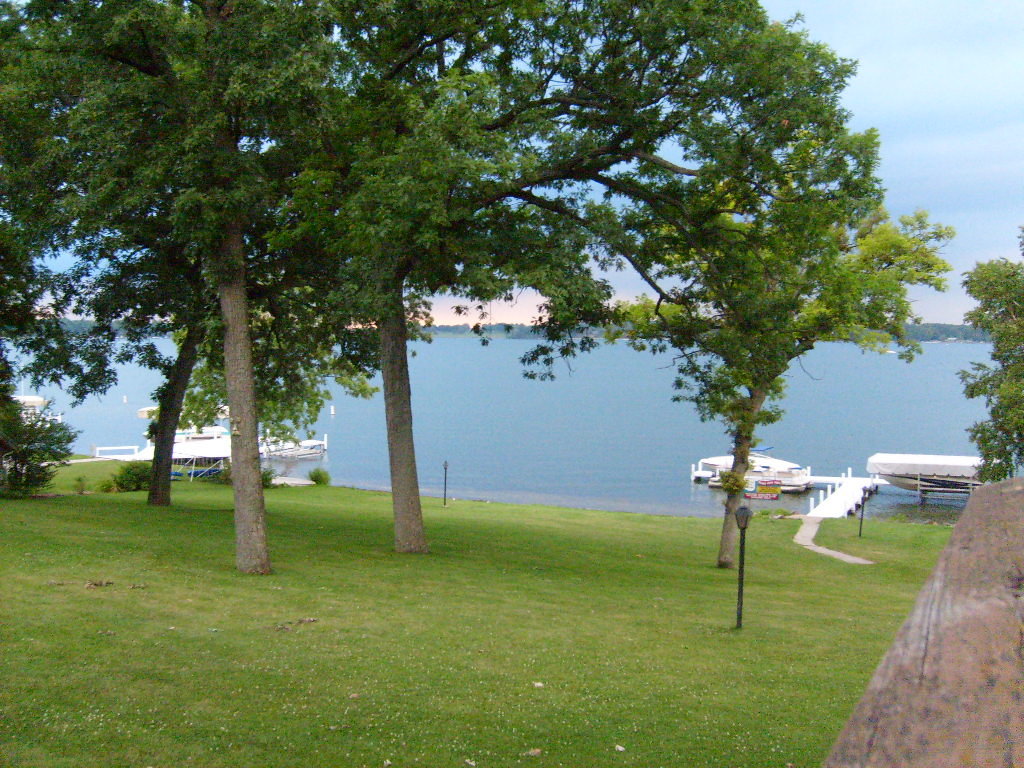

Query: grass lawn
<box><xmin>1</xmin><ymin>461</ymin><xmax>951</xmax><ymax>767</ymax></box>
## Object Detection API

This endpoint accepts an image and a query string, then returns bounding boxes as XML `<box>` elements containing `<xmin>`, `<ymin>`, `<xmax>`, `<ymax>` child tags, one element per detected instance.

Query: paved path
<box><xmin>792</xmin><ymin>515</ymin><xmax>874</xmax><ymax>565</ymax></box>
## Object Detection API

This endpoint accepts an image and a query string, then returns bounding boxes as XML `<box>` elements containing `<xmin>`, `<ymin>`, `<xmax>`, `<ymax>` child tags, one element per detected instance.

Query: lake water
<box><xmin>45</xmin><ymin>338</ymin><xmax>990</xmax><ymax>522</ymax></box>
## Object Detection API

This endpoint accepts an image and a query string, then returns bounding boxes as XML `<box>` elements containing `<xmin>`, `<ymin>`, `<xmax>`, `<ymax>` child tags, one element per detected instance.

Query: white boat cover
<box><xmin>114</xmin><ymin>438</ymin><xmax>232</xmax><ymax>462</ymax></box>
<box><xmin>866</xmin><ymin>453</ymin><xmax>979</xmax><ymax>478</ymax></box>
<box><xmin>14</xmin><ymin>395</ymin><xmax>47</xmax><ymax>408</ymax></box>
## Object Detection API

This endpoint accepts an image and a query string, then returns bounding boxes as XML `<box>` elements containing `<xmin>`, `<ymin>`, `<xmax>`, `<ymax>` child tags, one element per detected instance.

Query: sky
<box><xmin>435</xmin><ymin>0</ymin><xmax>1024</xmax><ymax>325</ymax></box>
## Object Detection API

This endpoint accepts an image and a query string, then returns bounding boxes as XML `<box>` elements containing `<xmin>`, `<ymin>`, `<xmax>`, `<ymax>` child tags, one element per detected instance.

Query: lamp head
<box><xmin>734</xmin><ymin>505</ymin><xmax>753</xmax><ymax>530</ymax></box>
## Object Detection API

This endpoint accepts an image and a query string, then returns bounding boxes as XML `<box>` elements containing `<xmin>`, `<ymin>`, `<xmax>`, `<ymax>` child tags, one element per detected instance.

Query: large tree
<box><xmin>3</xmin><ymin>0</ymin><xmax>342</xmax><ymax>573</ymax></box>
<box><xmin>286</xmin><ymin>0</ymin><xmax>813</xmax><ymax>553</ymax></box>
<box><xmin>960</xmin><ymin>231</ymin><xmax>1024</xmax><ymax>482</ymax></box>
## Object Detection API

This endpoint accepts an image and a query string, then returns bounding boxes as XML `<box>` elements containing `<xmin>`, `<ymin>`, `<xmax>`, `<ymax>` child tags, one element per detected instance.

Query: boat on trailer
<box><xmin>692</xmin><ymin>452</ymin><xmax>812</xmax><ymax>493</ymax></box>
<box><xmin>866</xmin><ymin>453</ymin><xmax>982</xmax><ymax>495</ymax></box>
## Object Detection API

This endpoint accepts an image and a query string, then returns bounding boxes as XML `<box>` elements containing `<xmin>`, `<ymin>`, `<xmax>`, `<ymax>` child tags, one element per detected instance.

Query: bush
<box><xmin>101</xmin><ymin>461</ymin><xmax>151</xmax><ymax>493</ymax></box>
<box><xmin>200</xmin><ymin>463</ymin><xmax>231</xmax><ymax>485</ymax></box>
<box><xmin>308</xmin><ymin>467</ymin><xmax>330</xmax><ymax>485</ymax></box>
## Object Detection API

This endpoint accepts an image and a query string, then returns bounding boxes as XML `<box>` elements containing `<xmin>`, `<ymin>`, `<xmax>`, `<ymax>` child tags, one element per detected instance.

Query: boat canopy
<box><xmin>866</xmin><ymin>453</ymin><xmax>980</xmax><ymax>478</ymax></box>
<box><xmin>14</xmin><ymin>395</ymin><xmax>47</xmax><ymax>409</ymax></box>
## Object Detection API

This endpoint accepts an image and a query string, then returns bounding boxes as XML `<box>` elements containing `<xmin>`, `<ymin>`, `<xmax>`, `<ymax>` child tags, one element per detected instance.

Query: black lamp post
<box><xmin>442</xmin><ymin>460</ymin><xmax>449</xmax><ymax>507</ymax></box>
<box><xmin>734</xmin><ymin>505</ymin><xmax>753</xmax><ymax>629</ymax></box>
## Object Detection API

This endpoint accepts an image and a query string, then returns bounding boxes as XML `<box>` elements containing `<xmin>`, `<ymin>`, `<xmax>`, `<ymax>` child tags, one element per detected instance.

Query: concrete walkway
<box><xmin>792</xmin><ymin>515</ymin><xmax>874</xmax><ymax>565</ymax></box>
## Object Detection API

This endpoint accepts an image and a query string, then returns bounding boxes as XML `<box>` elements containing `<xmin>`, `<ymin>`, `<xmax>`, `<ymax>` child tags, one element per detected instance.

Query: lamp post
<box><xmin>443</xmin><ymin>460</ymin><xmax>449</xmax><ymax>507</ymax></box>
<box><xmin>734</xmin><ymin>505</ymin><xmax>753</xmax><ymax>629</ymax></box>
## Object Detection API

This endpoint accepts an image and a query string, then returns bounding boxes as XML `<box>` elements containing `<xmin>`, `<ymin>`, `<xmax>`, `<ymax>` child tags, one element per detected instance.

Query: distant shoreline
<box><xmin>424</xmin><ymin>322</ymin><xmax>989</xmax><ymax>343</ymax></box>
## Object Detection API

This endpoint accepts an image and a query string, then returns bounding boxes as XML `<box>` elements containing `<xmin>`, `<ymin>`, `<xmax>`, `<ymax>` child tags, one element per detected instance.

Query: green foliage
<box><xmin>960</xmin><ymin>236</ymin><xmax>1024</xmax><ymax>481</ymax></box>
<box><xmin>718</xmin><ymin>471</ymin><xmax>748</xmax><ymax>495</ymax></box>
<box><xmin>0</xmin><ymin>393</ymin><xmax>77</xmax><ymax>496</ymax></box>
<box><xmin>307</xmin><ymin>467</ymin><xmax>330</xmax><ymax>486</ymax></box>
<box><xmin>611</xmin><ymin>207</ymin><xmax>952</xmax><ymax>445</ymax></box>
<box><xmin>100</xmin><ymin>461</ymin><xmax>152</xmax><ymax>493</ymax></box>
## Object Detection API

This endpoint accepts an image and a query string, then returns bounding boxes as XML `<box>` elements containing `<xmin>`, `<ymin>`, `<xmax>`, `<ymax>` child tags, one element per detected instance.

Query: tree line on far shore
<box><xmin>60</xmin><ymin>318</ymin><xmax>990</xmax><ymax>343</ymax></box>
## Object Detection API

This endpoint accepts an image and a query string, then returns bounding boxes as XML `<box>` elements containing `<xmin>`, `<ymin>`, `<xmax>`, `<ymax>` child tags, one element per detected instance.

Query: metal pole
<box><xmin>858</xmin><ymin>497</ymin><xmax>865</xmax><ymax>537</ymax></box>
<box><xmin>736</xmin><ymin>527</ymin><xmax>747</xmax><ymax>629</ymax></box>
<box><xmin>443</xmin><ymin>460</ymin><xmax>448</xmax><ymax>507</ymax></box>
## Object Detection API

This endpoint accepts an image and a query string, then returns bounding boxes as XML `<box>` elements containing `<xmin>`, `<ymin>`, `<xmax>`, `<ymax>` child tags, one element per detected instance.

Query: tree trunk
<box><xmin>379</xmin><ymin>282</ymin><xmax>429</xmax><ymax>554</ymax></box>
<box><xmin>218</xmin><ymin>223</ymin><xmax>272</xmax><ymax>574</ymax></box>
<box><xmin>716</xmin><ymin>388</ymin><xmax>768</xmax><ymax>568</ymax></box>
<box><xmin>147</xmin><ymin>324</ymin><xmax>203</xmax><ymax>506</ymax></box>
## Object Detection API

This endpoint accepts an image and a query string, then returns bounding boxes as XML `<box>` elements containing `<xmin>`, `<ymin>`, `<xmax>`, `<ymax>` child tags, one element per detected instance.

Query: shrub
<box><xmin>308</xmin><ymin>467</ymin><xmax>330</xmax><ymax>485</ymax></box>
<box><xmin>101</xmin><ymin>461</ymin><xmax>151</xmax><ymax>493</ymax></box>
<box><xmin>0</xmin><ymin>404</ymin><xmax>78</xmax><ymax>496</ymax></box>
<box><xmin>198</xmin><ymin>463</ymin><xmax>277</xmax><ymax>489</ymax></box>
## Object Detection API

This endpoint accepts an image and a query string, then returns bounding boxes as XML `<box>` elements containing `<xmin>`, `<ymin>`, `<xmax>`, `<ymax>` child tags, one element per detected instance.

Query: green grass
<box><xmin>1</xmin><ymin>462</ymin><xmax>951</xmax><ymax>767</ymax></box>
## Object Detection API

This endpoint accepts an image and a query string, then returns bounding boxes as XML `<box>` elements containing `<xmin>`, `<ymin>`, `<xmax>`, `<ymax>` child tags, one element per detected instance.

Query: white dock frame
<box><xmin>807</xmin><ymin>470</ymin><xmax>884</xmax><ymax>518</ymax></box>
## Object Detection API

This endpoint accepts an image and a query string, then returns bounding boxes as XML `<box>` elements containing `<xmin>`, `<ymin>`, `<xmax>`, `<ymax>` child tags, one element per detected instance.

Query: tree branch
<box><xmin>629</xmin><ymin>151</ymin><xmax>699</xmax><ymax>177</ymax></box>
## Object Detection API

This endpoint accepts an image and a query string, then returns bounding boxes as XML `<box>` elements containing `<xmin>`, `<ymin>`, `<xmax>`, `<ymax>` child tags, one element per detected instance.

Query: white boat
<box><xmin>866</xmin><ymin>453</ymin><xmax>982</xmax><ymax>494</ymax></box>
<box><xmin>693</xmin><ymin>452</ymin><xmax>812</xmax><ymax>493</ymax></box>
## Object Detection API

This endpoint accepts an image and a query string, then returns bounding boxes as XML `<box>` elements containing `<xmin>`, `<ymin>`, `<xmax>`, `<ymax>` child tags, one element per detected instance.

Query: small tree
<box><xmin>0</xmin><ymin>392</ymin><xmax>77</xmax><ymax>496</ymax></box>
<box><xmin>613</xmin><ymin>208</ymin><xmax>953</xmax><ymax>567</ymax></box>
<box><xmin>960</xmin><ymin>230</ymin><xmax>1024</xmax><ymax>481</ymax></box>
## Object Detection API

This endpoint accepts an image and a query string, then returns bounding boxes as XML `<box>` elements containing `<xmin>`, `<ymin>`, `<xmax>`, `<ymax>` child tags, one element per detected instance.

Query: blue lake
<box><xmin>46</xmin><ymin>338</ymin><xmax>990</xmax><ymax>521</ymax></box>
